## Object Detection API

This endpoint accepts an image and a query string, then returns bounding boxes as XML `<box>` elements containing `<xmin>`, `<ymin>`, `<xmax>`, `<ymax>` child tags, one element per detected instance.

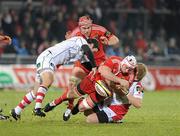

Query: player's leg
<box><xmin>71</xmin><ymin>92</ymin><xmax>101</xmax><ymax>116</ymax></box>
<box><xmin>44</xmin><ymin>65</ymin><xmax>85</xmax><ymax>112</ymax></box>
<box><xmin>33</xmin><ymin>70</ymin><xmax>54</xmax><ymax>117</ymax></box>
<box><xmin>32</xmin><ymin>52</ymin><xmax>57</xmax><ymax>117</ymax></box>
<box><xmin>44</xmin><ymin>87</ymin><xmax>69</xmax><ymax>112</ymax></box>
<box><xmin>62</xmin><ymin>75</ymin><xmax>94</xmax><ymax>121</ymax></box>
<box><xmin>63</xmin><ymin>62</ymin><xmax>91</xmax><ymax>120</ymax></box>
<box><xmin>86</xmin><ymin>110</ymin><xmax>109</xmax><ymax>123</ymax></box>
<box><xmin>10</xmin><ymin>81</ymin><xmax>38</xmax><ymax>120</ymax></box>
<box><xmin>87</xmin><ymin>105</ymin><xmax>126</xmax><ymax>123</ymax></box>
<box><xmin>44</xmin><ymin>76</ymin><xmax>83</xmax><ymax>112</ymax></box>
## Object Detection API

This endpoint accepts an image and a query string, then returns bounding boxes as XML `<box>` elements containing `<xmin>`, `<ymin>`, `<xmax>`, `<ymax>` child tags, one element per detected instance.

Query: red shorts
<box><xmin>74</xmin><ymin>61</ymin><xmax>91</xmax><ymax>74</ymax></box>
<box><xmin>79</xmin><ymin>76</ymin><xmax>105</xmax><ymax>103</ymax></box>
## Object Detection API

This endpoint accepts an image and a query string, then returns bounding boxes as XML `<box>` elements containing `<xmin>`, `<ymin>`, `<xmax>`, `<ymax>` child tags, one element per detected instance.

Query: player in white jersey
<box><xmin>10</xmin><ymin>36</ymin><xmax>97</xmax><ymax>120</ymax></box>
<box><xmin>82</xmin><ymin>63</ymin><xmax>147</xmax><ymax>123</ymax></box>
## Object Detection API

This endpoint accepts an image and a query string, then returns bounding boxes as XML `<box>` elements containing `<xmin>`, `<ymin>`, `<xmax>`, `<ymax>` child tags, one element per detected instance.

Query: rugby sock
<box><xmin>15</xmin><ymin>91</ymin><xmax>36</xmax><ymax>115</ymax></box>
<box><xmin>67</xmin><ymin>99</ymin><xmax>74</xmax><ymax>110</ymax></box>
<box><xmin>50</xmin><ymin>88</ymin><xmax>68</xmax><ymax>106</ymax></box>
<box><xmin>35</xmin><ymin>86</ymin><xmax>48</xmax><ymax>109</ymax></box>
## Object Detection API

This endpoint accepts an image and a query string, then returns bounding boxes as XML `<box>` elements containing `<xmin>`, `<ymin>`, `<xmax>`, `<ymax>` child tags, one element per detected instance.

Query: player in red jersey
<box><xmin>44</xmin><ymin>15</ymin><xmax>120</xmax><ymax>120</ymax></box>
<box><xmin>84</xmin><ymin>63</ymin><xmax>147</xmax><ymax>123</ymax></box>
<box><xmin>44</xmin><ymin>55</ymin><xmax>137</xmax><ymax>121</ymax></box>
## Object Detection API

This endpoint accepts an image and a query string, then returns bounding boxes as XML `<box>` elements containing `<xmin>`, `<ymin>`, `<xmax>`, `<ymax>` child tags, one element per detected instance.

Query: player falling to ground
<box><xmin>48</xmin><ymin>15</ymin><xmax>120</xmax><ymax>120</ymax></box>
<box><xmin>83</xmin><ymin>63</ymin><xmax>147</xmax><ymax>123</ymax></box>
<box><xmin>44</xmin><ymin>55</ymin><xmax>137</xmax><ymax>121</ymax></box>
<box><xmin>10</xmin><ymin>36</ymin><xmax>97</xmax><ymax>120</ymax></box>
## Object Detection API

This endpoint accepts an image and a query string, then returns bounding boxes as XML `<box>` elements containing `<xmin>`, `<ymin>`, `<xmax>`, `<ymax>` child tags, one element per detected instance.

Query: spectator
<box><xmin>147</xmin><ymin>41</ymin><xmax>163</xmax><ymax>57</ymax></box>
<box><xmin>16</xmin><ymin>40</ymin><xmax>29</xmax><ymax>56</ymax></box>
<box><xmin>135</xmin><ymin>31</ymin><xmax>148</xmax><ymax>60</ymax></box>
<box><xmin>167</xmin><ymin>37</ymin><xmax>179</xmax><ymax>55</ymax></box>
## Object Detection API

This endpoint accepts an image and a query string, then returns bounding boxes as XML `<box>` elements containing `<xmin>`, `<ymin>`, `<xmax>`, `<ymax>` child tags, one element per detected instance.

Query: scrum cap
<box><xmin>78</xmin><ymin>15</ymin><xmax>92</xmax><ymax>26</ymax></box>
<box><xmin>121</xmin><ymin>55</ymin><xmax>137</xmax><ymax>69</ymax></box>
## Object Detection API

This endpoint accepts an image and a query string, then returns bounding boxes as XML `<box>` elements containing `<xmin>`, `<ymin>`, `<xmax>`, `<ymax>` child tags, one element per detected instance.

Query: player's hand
<box><xmin>88</xmin><ymin>43</ymin><xmax>98</xmax><ymax>52</ymax></box>
<box><xmin>65</xmin><ymin>31</ymin><xmax>72</xmax><ymax>39</ymax></box>
<box><xmin>90</xmin><ymin>67</ymin><xmax>97</xmax><ymax>80</ymax></box>
<box><xmin>0</xmin><ymin>35</ymin><xmax>12</xmax><ymax>45</ymax></box>
<box><xmin>117</xmin><ymin>79</ymin><xmax>129</xmax><ymax>89</ymax></box>
<box><xmin>110</xmin><ymin>81</ymin><xmax>129</xmax><ymax>96</ymax></box>
<box><xmin>91</xmin><ymin>67</ymin><xmax>97</xmax><ymax>76</ymax></box>
<box><xmin>100</xmin><ymin>36</ymin><xmax>108</xmax><ymax>45</ymax></box>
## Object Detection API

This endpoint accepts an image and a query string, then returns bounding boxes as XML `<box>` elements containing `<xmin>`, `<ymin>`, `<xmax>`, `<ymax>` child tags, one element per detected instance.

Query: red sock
<box><xmin>67</xmin><ymin>99</ymin><xmax>74</xmax><ymax>110</ymax></box>
<box><xmin>54</xmin><ymin>88</ymin><xmax>68</xmax><ymax>105</ymax></box>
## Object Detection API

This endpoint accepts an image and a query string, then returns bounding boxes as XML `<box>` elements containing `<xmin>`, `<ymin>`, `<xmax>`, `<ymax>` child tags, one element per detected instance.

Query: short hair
<box><xmin>78</xmin><ymin>15</ymin><xmax>92</xmax><ymax>26</ymax></box>
<box><xmin>136</xmin><ymin>63</ymin><xmax>147</xmax><ymax>81</ymax></box>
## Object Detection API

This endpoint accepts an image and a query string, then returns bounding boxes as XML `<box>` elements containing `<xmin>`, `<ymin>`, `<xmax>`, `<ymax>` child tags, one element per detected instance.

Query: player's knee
<box><xmin>78</xmin><ymin>98</ymin><xmax>95</xmax><ymax>112</ymax></box>
<box><xmin>40</xmin><ymin>71</ymin><xmax>54</xmax><ymax>87</ymax></box>
<box><xmin>69</xmin><ymin>76</ymin><xmax>81</xmax><ymax>88</ymax></box>
<box><xmin>72</xmin><ymin>67</ymin><xmax>86</xmax><ymax>78</ymax></box>
<box><xmin>67</xmin><ymin>91</ymin><xmax>76</xmax><ymax>99</ymax></box>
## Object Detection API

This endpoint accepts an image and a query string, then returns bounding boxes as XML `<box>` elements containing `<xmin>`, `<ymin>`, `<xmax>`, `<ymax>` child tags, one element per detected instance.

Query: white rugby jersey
<box><xmin>37</xmin><ymin>36</ymin><xmax>88</xmax><ymax>66</ymax></box>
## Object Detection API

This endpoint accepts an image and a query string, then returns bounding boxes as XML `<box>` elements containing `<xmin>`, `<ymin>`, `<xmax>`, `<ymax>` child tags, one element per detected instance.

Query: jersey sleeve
<box><xmin>129</xmin><ymin>82</ymin><xmax>144</xmax><ymax>99</ymax></box>
<box><xmin>96</xmin><ymin>25</ymin><xmax>113</xmax><ymax>39</ymax></box>
<box><xmin>103</xmin><ymin>58</ymin><xmax>114</xmax><ymax>70</ymax></box>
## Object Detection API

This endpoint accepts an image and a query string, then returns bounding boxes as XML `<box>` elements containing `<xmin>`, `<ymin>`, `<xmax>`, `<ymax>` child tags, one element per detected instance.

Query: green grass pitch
<box><xmin>0</xmin><ymin>89</ymin><xmax>180</xmax><ymax>136</ymax></box>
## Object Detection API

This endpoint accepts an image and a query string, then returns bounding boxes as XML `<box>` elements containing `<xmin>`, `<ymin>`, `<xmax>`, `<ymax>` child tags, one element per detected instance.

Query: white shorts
<box><xmin>35</xmin><ymin>50</ymin><xmax>56</xmax><ymax>83</ymax></box>
<box><xmin>36</xmin><ymin>50</ymin><xmax>56</xmax><ymax>73</ymax></box>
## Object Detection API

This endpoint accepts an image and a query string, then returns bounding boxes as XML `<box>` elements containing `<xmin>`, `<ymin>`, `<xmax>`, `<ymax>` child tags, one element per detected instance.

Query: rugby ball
<box><xmin>95</xmin><ymin>80</ymin><xmax>112</xmax><ymax>97</ymax></box>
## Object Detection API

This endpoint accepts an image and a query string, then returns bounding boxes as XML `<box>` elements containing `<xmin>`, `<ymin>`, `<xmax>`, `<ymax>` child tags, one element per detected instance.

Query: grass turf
<box><xmin>0</xmin><ymin>89</ymin><xmax>180</xmax><ymax>136</ymax></box>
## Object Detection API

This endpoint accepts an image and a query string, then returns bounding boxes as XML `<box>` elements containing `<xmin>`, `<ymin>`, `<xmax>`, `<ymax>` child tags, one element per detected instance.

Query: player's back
<box><xmin>39</xmin><ymin>36</ymin><xmax>88</xmax><ymax>65</ymax></box>
<box><xmin>48</xmin><ymin>36</ymin><xmax>86</xmax><ymax>54</ymax></box>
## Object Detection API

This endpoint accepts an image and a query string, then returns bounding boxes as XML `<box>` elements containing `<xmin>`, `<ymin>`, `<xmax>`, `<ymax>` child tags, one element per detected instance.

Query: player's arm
<box><xmin>108</xmin><ymin>35</ymin><xmax>119</xmax><ymax>45</ymax></box>
<box><xmin>127</xmin><ymin>84</ymin><xmax>144</xmax><ymax>108</ymax></box>
<box><xmin>98</xmin><ymin>65</ymin><xmax>129</xmax><ymax>88</ymax></box>
<box><xmin>109</xmin><ymin>82</ymin><xmax>129</xmax><ymax>96</ymax></box>
<box><xmin>99</xmin><ymin>28</ymin><xmax>119</xmax><ymax>45</ymax></box>
<box><xmin>81</xmin><ymin>44</ymin><xmax>96</xmax><ymax>68</ymax></box>
<box><xmin>126</xmin><ymin>93</ymin><xmax>142</xmax><ymax>108</ymax></box>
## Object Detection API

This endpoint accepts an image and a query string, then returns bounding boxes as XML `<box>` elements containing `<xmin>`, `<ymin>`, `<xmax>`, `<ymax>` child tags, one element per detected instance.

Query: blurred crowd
<box><xmin>0</xmin><ymin>0</ymin><xmax>180</xmax><ymax>60</ymax></box>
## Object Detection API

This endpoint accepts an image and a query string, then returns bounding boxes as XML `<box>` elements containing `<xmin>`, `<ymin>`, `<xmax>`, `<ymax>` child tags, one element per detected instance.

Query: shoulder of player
<box><xmin>92</xmin><ymin>24</ymin><xmax>107</xmax><ymax>32</ymax></box>
<box><xmin>103</xmin><ymin>56</ymin><xmax>122</xmax><ymax>67</ymax></box>
<box><xmin>70</xmin><ymin>36</ymin><xmax>87</xmax><ymax>45</ymax></box>
<box><xmin>71</xmin><ymin>27</ymin><xmax>81</xmax><ymax>35</ymax></box>
<box><xmin>108</xmin><ymin>56</ymin><xmax>123</xmax><ymax>62</ymax></box>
